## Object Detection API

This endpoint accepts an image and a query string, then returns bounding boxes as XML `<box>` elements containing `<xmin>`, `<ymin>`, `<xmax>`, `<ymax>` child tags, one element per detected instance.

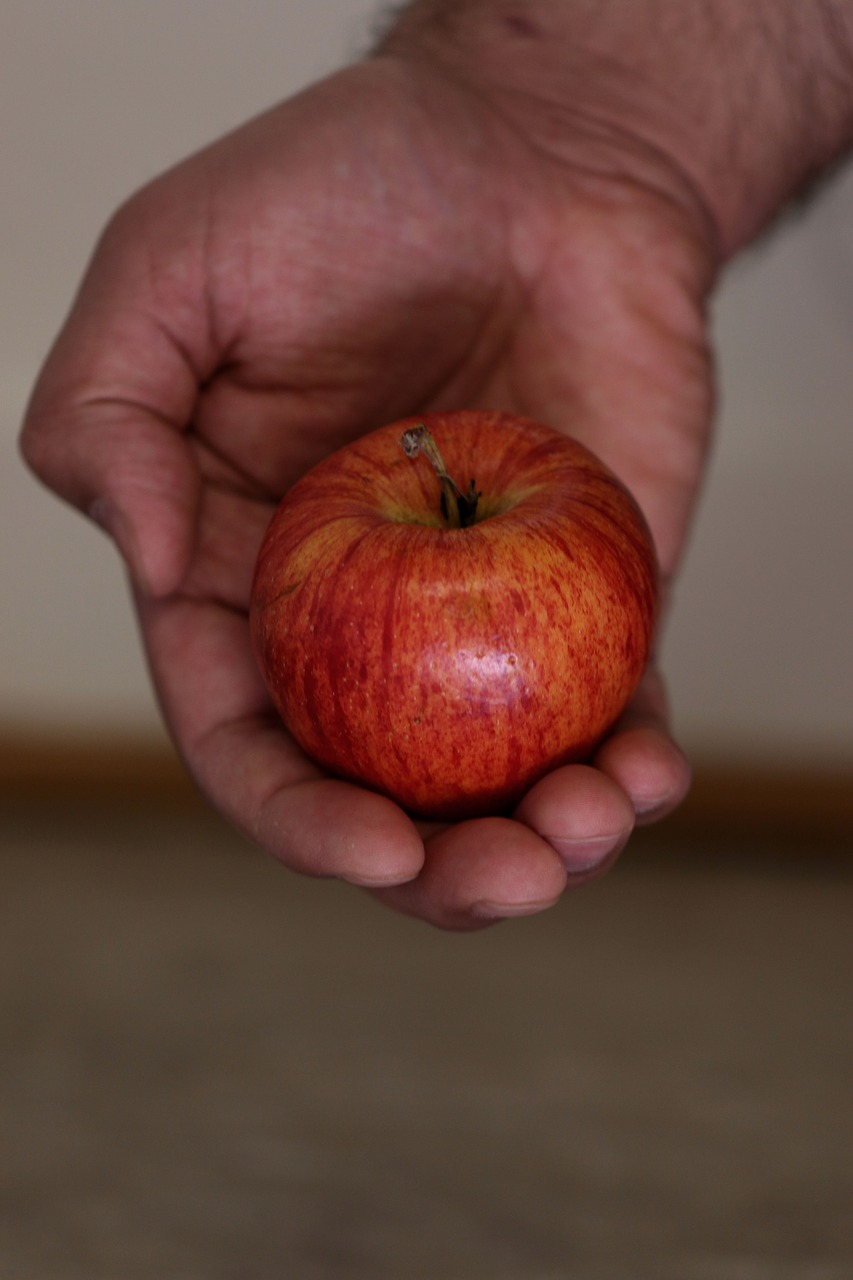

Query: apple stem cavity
<box><xmin>400</xmin><ymin>424</ymin><xmax>481</xmax><ymax>529</ymax></box>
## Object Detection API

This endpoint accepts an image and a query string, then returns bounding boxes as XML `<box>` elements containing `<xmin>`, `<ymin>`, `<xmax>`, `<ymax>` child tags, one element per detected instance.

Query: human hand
<box><xmin>21</xmin><ymin>52</ymin><xmax>716</xmax><ymax>928</ymax></box>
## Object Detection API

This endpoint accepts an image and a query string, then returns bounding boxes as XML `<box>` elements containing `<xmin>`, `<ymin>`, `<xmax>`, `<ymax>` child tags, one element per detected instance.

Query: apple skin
<box><xmin>250</xmin><ymin>410</ymin><xmax>658</xmax><ymax>821</ymax></box>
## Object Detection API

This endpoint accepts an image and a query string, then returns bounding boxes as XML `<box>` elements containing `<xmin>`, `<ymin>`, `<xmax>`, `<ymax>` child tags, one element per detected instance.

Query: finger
<box><xmin>23</xmin><ymin>396</ymin><xmax>201</xmax><ymax>598</ymax></box>
<box><xmin>20</xmin><ymin>203</ymin><xmax>211</xmax><ymax>597</ymax></box>
<box><xmin>205</xmin><ymin>724</ymin><xmax>426</xmax><ymax>888</ymax></box>
<box><xmin>173</xmin><ymin>479</ymin><xmax>274</xmax><ymax>611</ymax></box>
<box><xmin>514</xmin><ymin>764</ymin><xmax>635</xmax><ymax>883</ymax></box>
<box><xmin>220</xmin><ymin>741</ymin><xmax>426</xmax><ymax>889</ymax></box>
<box><xmin>593</xmin><ymin>668</ymin><xmax>692</xmax><ymax>824</ymax></box>
<box><xmin>135</xmin><ymin>589</ymin><xmax>424</xmax><ymax>887</ymax></box>
<box><xmin>373</xmin><ymin>818</ymin><xmax>568</xmax><ymax>931</ymax></box>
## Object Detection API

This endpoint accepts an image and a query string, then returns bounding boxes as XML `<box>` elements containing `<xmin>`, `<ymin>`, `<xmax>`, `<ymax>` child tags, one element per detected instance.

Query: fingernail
<box><xmin>547</xmin><ymin>832</ymin><xmax>629</xmax><ymax>875</ymax></box>
<box><xmin>471</xmin><ymin>896</ymin><xmax>561</xmax><ymax>920</ymax></box>
<box><xmin>346</xmin><ymin>867</ymin><xmax>419</xmax><ymax>889</ymax></box>
<box><xmin>633</xmin><ymin>796</ymin><xmax>672</xmax><ymax>821</ymax></box>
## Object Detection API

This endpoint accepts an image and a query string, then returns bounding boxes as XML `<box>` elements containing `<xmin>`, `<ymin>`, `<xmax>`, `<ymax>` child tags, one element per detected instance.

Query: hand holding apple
<box><xmin>251</xmin><ymin>410</ymin><xmax>658</xmax><ymax>820</ymax></box>
<box><xmin>22</xmin><ymin>51</ymin><xmax>707</xmax><ymax>927</ymax></box>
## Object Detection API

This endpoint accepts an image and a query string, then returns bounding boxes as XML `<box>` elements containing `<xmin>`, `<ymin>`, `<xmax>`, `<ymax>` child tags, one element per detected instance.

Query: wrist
<box><xmin>379</xmin><ymin>0</ymin><xmax>853</xmax><ymax>260</ymax></box>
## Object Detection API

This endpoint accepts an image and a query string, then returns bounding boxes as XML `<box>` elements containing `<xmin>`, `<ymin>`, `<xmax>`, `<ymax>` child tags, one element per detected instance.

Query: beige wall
<box><xmin>3</xmin><ymin>1</ymin><xmax>852</xmax><ymax>766</ymax></box>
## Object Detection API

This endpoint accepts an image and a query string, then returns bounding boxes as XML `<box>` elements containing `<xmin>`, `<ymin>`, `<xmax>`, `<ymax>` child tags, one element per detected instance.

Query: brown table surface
<box><xmin>2</xmin><ymin>801</ymin><xmax>852</xmax><ymax>1279</ymax></box>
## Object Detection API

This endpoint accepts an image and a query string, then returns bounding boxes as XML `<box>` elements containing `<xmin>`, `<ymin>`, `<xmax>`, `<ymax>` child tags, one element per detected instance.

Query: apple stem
<box><xmin>400</xmin><ymin>425</ymin><xmax>480</xmax><ymax>529</ymax></box>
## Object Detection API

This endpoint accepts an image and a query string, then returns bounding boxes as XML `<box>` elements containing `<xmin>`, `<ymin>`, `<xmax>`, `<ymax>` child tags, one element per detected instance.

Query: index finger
<box><xmin>20</xmin><ymin>190</ymin><xmax>215</xmax><ymax>596</ymax></box>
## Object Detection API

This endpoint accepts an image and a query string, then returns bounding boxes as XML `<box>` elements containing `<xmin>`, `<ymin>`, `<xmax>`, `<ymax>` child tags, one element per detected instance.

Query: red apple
<box><xmin>250</xmin><ymin>410</ymin><xmax>657</xmax><ymax>820</ymax></box>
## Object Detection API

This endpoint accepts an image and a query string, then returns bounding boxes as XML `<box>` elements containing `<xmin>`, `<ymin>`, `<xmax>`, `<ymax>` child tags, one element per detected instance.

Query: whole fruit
<box><xmin>250</xmin><ymin>410</ymin><xmax>657</xmax><ymax>820</ymax></box>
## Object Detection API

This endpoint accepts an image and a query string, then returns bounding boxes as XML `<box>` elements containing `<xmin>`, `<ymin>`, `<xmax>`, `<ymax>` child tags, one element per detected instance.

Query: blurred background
<box><xmin>1</xmin><ymin>5</ymin><xmax>851</xmax><ymax>1278</ymax></box>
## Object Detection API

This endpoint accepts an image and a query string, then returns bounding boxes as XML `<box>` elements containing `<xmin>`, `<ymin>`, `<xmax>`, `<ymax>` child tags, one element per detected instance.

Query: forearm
<box><xmin>379</xmin><ymin>0</ymin><xmax>853</xmax><ymax>259</ymax></box>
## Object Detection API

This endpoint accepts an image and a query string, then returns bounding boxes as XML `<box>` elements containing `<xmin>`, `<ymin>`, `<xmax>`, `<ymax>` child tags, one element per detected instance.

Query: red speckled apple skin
<box><xmin>250</xmin><ymin>410</ymin><xmax>658</xmax><ymax>821</ymax></box>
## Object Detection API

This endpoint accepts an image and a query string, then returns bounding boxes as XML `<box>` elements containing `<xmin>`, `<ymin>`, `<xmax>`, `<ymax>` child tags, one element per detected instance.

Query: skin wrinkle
<box><xmin>383</xmin><ymin>0</ymin><xmax>853</xmax><ymax>255</ymax></box>
<box><xmin>117</xmin><ymin>183</ymin><xmax>224</xmax><ymax>395</ymax></box>
<box><xmin>380</xmin><ymin>50</ymin><xmax>725</xmax><ymax>291</ymax></box>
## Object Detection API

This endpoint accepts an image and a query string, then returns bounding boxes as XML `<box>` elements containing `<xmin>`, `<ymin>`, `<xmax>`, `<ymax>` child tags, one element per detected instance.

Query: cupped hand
<box><xmin>21</xmin><ymin>54</ymin><xmax>716</xmax><ymax>928</ymax></box>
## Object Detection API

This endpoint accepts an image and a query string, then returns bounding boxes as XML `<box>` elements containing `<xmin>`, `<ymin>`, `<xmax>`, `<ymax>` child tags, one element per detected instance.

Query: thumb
<box><xmin>21</xmin><ymin>292</ymin><xmax>204</xmax><ymax>599</ymax></box>
<box><xmin>23</xmin><ymin>387</ymin><xmax>201</xmax><ymax>600</ymax></box>
<box><xmin>23</xmin><ymin>394</ymin><xmax>201</xmax><ymax>598</ymax></box>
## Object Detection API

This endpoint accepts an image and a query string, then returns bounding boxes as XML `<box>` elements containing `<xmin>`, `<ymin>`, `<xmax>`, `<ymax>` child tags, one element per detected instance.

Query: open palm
<box><xmin>23</xmin><ymin>56</ymin><xmax>716</xmax><ymax>928</ymax></box>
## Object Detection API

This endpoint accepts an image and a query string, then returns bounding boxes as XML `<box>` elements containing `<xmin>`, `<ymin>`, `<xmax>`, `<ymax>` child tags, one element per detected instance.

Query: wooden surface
<box><xmin>1</xmin><ymin>731</ymin><xmax>851</xmax><ymax>846</ymax></box>
<box><xmin>2</xmin><ymin>800</ymin><xmax>852</xmax><ymax>1278</ymax></box>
